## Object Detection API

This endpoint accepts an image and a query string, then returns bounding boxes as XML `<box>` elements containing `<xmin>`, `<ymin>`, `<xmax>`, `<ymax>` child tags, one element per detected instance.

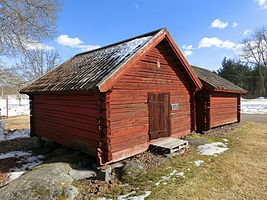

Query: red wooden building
<box><xmin>20</xmin><ymin>28</ymin><xmax>202</xmax><ymax>165</ymax></box>
<box><xmin>191</xmin><ymin>66</ymin><xmax>247</xmax><ymax>132</ymax></box>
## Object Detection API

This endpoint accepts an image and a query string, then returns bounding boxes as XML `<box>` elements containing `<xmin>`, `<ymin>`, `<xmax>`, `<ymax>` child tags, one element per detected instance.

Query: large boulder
<box><xmin>0</xmin><ymin>163</ymin><xmax>78</xmax><ymax>200</ymax></box>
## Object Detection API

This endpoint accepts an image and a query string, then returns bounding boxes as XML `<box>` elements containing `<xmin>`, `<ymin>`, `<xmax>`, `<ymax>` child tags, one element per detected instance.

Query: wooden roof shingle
<box><xmin>20</xmin><ymin>28</ymin><xmax>203</xmax><ymax>94</ymax></box>
<box><xmin>20</xmin><ymin>29</ymin><xmax>161</xmax><ymax>94</ymax></box>
<box><xmin>191</xmin><ymin>65</ymin><xmax>247</xmax><ymax>94</ymax></box>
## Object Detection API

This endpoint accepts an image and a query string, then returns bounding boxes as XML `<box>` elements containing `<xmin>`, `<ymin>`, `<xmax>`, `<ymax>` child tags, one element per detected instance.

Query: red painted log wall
<box><xmin>210</xmin><ymin>92</ymin><xmax>239</xmax><ymax>128</ymax></box>
<box><xmin>31</xmin><ymin>94</ymin><xmax>102</xmax><ymax>156</ymax></box>
<box><xmin>107</xmin><ymin>39</ymin><xmax>195</xmax><ymax>162</ymax></box>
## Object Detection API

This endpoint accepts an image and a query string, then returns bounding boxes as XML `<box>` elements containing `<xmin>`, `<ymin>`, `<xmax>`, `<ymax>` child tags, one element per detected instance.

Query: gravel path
<box><xmin>241</xmin><ymin>114</ymin><xmax>267</xmax><ymax>124</ymax></box>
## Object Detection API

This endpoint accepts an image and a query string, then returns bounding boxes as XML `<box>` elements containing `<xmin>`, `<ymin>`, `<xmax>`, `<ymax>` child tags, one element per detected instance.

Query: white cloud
<box><xmin>255</xmin><ymin>0</ymin><xmax>267</xmax><ymax>9</ymax></box>
<box><xmin>56</xmin><ymin>35</ymin><xmax>83</xmax><ymax>47</ymax></box>
<box><xmin>182</xmin><ymin>44</ymin><xmax>193</xmax><ymax>50</ymax></box>
<box><xmin>23</xmin><ymin>40</ymin><xmax>53</xmax><ymax>51</ymax></box>
<box><xmin>210</xmin><ymin>19</ymin><xmax>228</xmax><ymax>29</ymax></box>
<box><xmin>198</xmin><ymin>36</ymin><xmax>246</xmax><ymax>55</ymax></box>
<box><xmin>232</xmin><ymin>22</ymin><xmax>238</xmax><ymax>28</ymax></box>
<box><xmin>243</xmin><ymin>29</ymin><xmax>252</xmax><ymax>36</ymax></box>
<box><xmin>56</xmin><ymin>35</ymin><xmax>100</xmax><ymax>51</ymax></box>
<box><xmin>198</xmin><ymin>37</ymin><xmax>236</xmax><ymax>49</ymax></box>
<box><xmin>184</xmin><ymin>50</ymin><xmax>193</xmax><ymax>56</ymax></box>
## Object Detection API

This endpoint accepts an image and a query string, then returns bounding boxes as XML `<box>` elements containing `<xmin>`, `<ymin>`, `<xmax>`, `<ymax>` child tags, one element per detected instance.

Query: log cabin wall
<box><xmin>210</xmin><ymin>92</ymin><xmax>239</xmax><ymax>128</ymax></box>
<box><xmin>30</xmin><ymin>94</ymin><xmax>103</xmax><ymax>158</ymax></box>
<box><xmin>107</xmin><ymin>39</ymin><xmax>196</xmax><ymax>162</ymax></box>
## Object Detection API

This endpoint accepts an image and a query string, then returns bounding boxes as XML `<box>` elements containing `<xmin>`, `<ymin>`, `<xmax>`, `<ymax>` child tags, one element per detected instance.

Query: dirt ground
<box><xmin>241</xmin><ymin>113</ymin><xmax>267</xmax><ymax>124</ymax></box>
<box><xmin>3</xmin><ymin>115</ymin><xmax>30</xmax><ymax>130</ymax></box>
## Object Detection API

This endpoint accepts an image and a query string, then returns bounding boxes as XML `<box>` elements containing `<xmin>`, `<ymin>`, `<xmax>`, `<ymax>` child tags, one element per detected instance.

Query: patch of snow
<box><xmin>155</xmin><ymin>170</ymin><xmax>185</xmax><ymax>186</ymax></box>
<box><xmin>117</xmin><ymin>191</ymin><xmax>137</xmax><ymax>200</ymax></box>
<box><xmin>98</xmin><ymin>198</ymin><xmax>112</xmax><ymax>200</ymax></box>
<box><xmin>0</xmin><ymin>128</ymin><xmax>30</xmax><ymax>141</ymax></box>
<box><xmin>0</xmin><ymin>151</ymin><xmax>32</xmax><ymax>159</ymax></box>
<box><xmin>124</xmin><ymin>191</ymin><xmax>151</xmax><ymax>200</ymax></box>
<box><xmin>241</xmin><ymin>99</ymin><xmax>267</xmax><ymax>114</ymax></box>
<box><xmin>100</xmin><ymin>190</ymin><xmax>151</xmax><ymax>200</ymax></box>
<box><xmin>8</xmin><ymin>171</ymin><xmax>25</xmax><ymax>182</ymax></box>
<box><xmin>0</xmin><ymin>150</ymin><xmax>45</xmax><ymax>183</ymax></box>
<box><xmin>162</xmin><ymin>182</ymin><xmax>167</xmax><ymax>185</ymax></box>
<box><xmin>176</xmin><ymin>172</ymin><xmax>185</xmax><ymax>178</ymax></box>
<box><xmin>169</xmin><ymin>169</ymin><xmax>177</xmax><ymax>176</ymax></box>
<box><xmin>197</xmin><ymin>142</ymin><xmax>228</xmax><ymax>156</ymax></box>
<box><xmin>194</xmin><ymin>160</ymin><xmax>204</xmax><ymax>166</ymax></box>
<box><xmin>222</xmin><ymin>139</ymin><xmax>228</xmax><ymax>142</ymax></box>
<box><xmin>109</xmin><ymin>36</ymin><xmax>152</xmax><ymax>67</ymax></box>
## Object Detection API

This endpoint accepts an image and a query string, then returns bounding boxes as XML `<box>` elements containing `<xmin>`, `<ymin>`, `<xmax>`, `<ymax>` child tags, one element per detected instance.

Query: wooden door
<box><xmin>148</xmin><ymin>93</ymin><xmax>171</xmax><ymax>140</ymax></box>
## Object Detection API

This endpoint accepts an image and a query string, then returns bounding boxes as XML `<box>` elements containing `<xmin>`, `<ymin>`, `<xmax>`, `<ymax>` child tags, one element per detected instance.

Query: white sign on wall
<box><xmin>171</xmin><ymin>103</ymin><xmax>179</xmax><ymax>110</ymax></box>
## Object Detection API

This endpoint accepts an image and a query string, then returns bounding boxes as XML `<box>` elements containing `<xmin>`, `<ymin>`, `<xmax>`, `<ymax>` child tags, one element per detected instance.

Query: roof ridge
<box><xmin>75</xmin><ymin>28</ymin><xmax>165</xmax><ymax>57</ymax></box>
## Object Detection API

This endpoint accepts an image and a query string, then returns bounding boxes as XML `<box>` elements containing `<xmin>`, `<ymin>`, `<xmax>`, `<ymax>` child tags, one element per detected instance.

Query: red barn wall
<box><xmin>30</xmin><ymin>94</ymin><xmax>102</xmax><ymax>156</ymax></box>
<box><xmin>107</xmin><ymin>40</ymin><xmax>195</xmax><ymax>162</ymax></box>
<box><xmin>210</xmin><ymin>92</ymin><xmax>239</xmax><ymax>128</ymax></box>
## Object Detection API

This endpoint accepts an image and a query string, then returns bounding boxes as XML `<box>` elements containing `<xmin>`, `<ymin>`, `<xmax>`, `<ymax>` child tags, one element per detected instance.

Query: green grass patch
<box><xmin>85</xmin><ymin>122</ymin><xmax>267</xmax><ymax>200</ymax></box>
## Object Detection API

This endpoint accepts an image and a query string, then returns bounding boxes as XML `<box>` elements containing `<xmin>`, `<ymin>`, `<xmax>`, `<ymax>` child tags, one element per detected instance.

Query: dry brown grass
<box><xmin>4</xmin><ymin>115</ymin><xmax>30</xmax><ymax>130</ymax></box>
<box><xmin>148</xmin><ymin>122</ymin><xmax>267</xmax><ymax>200</ymax></box>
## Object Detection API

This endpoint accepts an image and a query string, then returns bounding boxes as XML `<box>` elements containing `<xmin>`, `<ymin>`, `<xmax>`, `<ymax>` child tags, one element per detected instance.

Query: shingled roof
<box><xmin>20</xmin><ymin>29</ymin><xmax>162</xmax><ymax>94</ymax></box>
<box><xmin>191</xmin><ymin>65</ymin><xmax>247</xmax><ymax>93</ymax></box>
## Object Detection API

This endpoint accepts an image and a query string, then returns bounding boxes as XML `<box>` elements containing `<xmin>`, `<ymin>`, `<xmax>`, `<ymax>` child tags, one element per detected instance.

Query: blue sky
<box><xmin>29</xmin><ymin>0</ymin><xmax>267</xmax><ymax>71</ymax></box>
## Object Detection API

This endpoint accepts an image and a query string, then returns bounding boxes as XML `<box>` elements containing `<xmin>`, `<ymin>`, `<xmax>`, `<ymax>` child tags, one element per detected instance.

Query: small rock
<box><xmin>97</xmin><ymin>165</ymin><xmax>112</xmax><ymax>181</ymax></box>
<box><xmin>0</xmin><ymin>163</ymin><xmax>78</xmax><ymax>200</ymax></box>
<box><xmin>62</xmin><ymin>184</ymin><xmax>79</xmax><ymax>200</ymax></box>
<box><xmin>69</xmin><ymin>169</ymin><xmax>96</xmax><ymax>180</ymax></box>
<box><xmin>123</xmin><ymin>159</ymin><xmax>144</xmax><ymax>172</ymax></box>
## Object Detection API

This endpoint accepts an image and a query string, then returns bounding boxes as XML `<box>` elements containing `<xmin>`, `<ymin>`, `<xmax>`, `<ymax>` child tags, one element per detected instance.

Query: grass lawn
<box><xmin>99</xmin><ymin>122</ymin><xmax>267</xmax><ymax>200</ymax></box>
<box><xmin>3</xmin><ymin>115</ymin><xmax>30</xmax><ymax>130</ymax></box>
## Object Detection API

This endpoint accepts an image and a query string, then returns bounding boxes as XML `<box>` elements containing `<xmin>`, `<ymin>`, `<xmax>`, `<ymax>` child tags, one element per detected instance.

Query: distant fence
<box><xmin>0</xmin><ymin>95</ymin><xmax>30</xmax><ymax>118</ymax></box>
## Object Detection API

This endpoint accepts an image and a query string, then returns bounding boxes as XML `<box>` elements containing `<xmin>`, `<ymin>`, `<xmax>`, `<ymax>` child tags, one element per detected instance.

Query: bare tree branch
<box><xmin>240</xmin><ymin>27</ymin><xmax>267</xmax><ymax>96</ymax></box>
<box><xmin>0</xmin><ymin>0</ymin><xmax>60</xmax><ymax>56</ymax></box>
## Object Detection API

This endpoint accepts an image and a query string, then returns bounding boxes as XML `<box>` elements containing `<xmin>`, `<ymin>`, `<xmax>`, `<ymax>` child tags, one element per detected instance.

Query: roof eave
<box><xmin>164</xmin><ymin>32</ymin><xmax>202</xmax><ymax>90</ymax></box>
<box><xmin>213</xmin><ymin>88</ymin><xmax>248</xmax><ymax>94</ymax></box>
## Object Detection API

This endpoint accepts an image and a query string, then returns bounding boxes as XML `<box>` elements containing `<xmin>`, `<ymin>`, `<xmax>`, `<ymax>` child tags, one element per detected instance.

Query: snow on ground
<box><xmin>241</xmin><ymin>98</ymin><xmax>267</xmax><ymax>114</ymax></box>
<box><xmin>0</xmin><ymin>95</ymin><xmax>30</xmax><ymax>117</ymax></box>
<box><xmin>155</xmin><ymin>169</ymin><xmax>185</xmax><ymax>186</ymax></box>
<box><xmin>194</xmin><ymin>160</ymin><xmax>204</xmax><ymax>166</ymax></box>
<box><xmin>98</xmin><ymin>191</ymin><xmax>151</xmax><ymax>200</ymax></box>
<box><xmin>0</xmin><ymin>151</ymin><xmax>32</xmax><ymax>159</ymax></box>
<box><xmin>197</xmin><ymin>142</ymin><xmax>228</xmax><ymax>156</ymax></box>
<box><xmin>0</xmin><ymin>128</ymin><xmax>30</xmax><ymax>141</ymax></box>
<box><xmin>0</xmin><ymin>150</ymin><xmax>44</xmax><ymax>183</ymax></box>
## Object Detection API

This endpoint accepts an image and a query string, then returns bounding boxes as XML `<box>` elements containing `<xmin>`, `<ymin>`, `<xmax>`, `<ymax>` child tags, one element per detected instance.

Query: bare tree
<box><xmin>13</xmin><ymin>48</ymin><xmax>61</xmax><ymax>84</ymax></box>
<box><xmin>0</xmin><ymin>0</ymin><xmax>60</xmax><ymax>56</ymax></box>
<box><xmin>240</xmin><ymin>27</ymin><xmax>267</xmax><ymax>96</ymax></box>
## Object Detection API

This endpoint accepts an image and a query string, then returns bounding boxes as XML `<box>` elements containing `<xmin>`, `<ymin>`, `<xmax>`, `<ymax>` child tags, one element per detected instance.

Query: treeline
<box><xmin>216</xmin><ymin>58</ymin><xmax>267</xmax><ymax>98</ymax></box>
